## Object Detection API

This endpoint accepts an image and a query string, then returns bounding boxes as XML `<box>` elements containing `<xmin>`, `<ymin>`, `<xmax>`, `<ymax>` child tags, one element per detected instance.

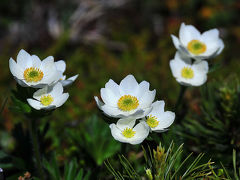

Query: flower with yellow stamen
<box><xmin>95</xmin><ymin>74</ymin><xmax>156</xmax><ymax>118</ymax></box>
<box><xmin>9</xmin><ymin>49</ymin><xmax>61</xmax><ymax>88</ymax></box>
<box><xmin>146</xmin><ymin>115</ymin><xmax>159</xmax><ymax>128</ymax></box>
<box><xmin>181</xmin><ymin>67</ymin><xmax>194</xmax><ymax>79</ymax></box>
<box><xmin>144</xmin><ymin>101</ymin><xmax>175</xmax><ymax>132</ymax></box>
<box><xmin>171</xmin><ymin>22</ymin><xmax>224</xmax><ymax>60</ymax></box>
<box><xmin>27</xmin><ymin>82</ymin><xmax>69</xmax><ymax>110</ymax></box>
<box><xmin>110</xmin><ymin>118</ymin><xmax>149</xmax><ymax>145</ymax></box>
<box><xmin>117</xmin><ymin>95</ymin><xmax>139</xmax><ymax>111</ymax></box>
<box><xmin>187</xmin><ymin>40</ymin><xmax>206</xmax><ymax>55</ymax></box>
<box><xmin>40</xmin><ymin>95</ymin><xmax>54</xmax><ymax>106</ymax></box>
<box><xmin>122</xmin><ymin>128</ymin><xmax>136</xmax><ymax>138</ymax></box>
<box><xmin>170</xmin><ymin>52</ymin><xmax>209</xmax><ymax>86</ymax></box>
<box><xmin>24</xmin><ymin>67</ymin><xmax>44</xmax><ymax>82</ymax></box>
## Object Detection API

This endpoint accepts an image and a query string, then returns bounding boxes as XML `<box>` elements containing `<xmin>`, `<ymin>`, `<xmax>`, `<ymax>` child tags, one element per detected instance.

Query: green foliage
<box><xmin>66</xmin><ymin>115</ymin><xmax>121</xmax><ymax>166</ymax></box>
<box><xmin>43</xmin><ymin>154</ymin><xmax>90</xmax><ymax>180</ymax></box>
<box><xmin>10</xmin><ymin>85</ymin><xmax>32</xmax><ymax>114</ymax></box>
<box><xmin>0</xmin><ymin>151</ymin><xmax>13</xmax><ymax>169</ymax></box>
<box><xmin>105</xmin><ymin>155</ymin><xmax>141</xmax><ymax>180</ymax></box>
<box><xmin>106</xmin><ymin>142</ymin><xmax>226</xmax><ymax>179</ymax></box>
<box><xmin>177</xmin><ymin>77</ymin><xmax>240</xmax><ymax>165</ymax></box>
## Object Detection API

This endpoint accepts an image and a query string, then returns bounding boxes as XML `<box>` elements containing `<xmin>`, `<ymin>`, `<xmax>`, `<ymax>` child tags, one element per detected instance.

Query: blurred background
<box><xmin>0</xmin><ymin>0</ymin><xmax>240</xmax><ymax>179</ymax></box>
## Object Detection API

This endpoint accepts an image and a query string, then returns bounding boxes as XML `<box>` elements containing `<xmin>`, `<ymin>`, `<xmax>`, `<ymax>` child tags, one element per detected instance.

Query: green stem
<box><xmin>27</xmin><ymin>118</ymin><xmax>45</xmax><ymax>179</ymax></box>
<box><xmin>120</xmin><ymin>143</ymin><xmax>127</xmax><ymax>173</ymax></box>
<box><xmin>174</xmin><ymin>85</ymin><xmax>187</xmax><ymax>112</ymax></box>
<box><xmin>121</xmin><ymin>143</ymin><xmax>127</xmax><ymax>155</ymax></box>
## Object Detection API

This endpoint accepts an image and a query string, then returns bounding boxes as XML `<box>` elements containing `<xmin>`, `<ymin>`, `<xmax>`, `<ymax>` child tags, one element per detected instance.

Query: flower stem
<box><xmin>27</xmin><ymin>118</ymin><xmax>45</xmax><ymax>179</ymax></box>
<box><xmin>174</xmin><ymin>85</ymin><xmax>187</xmax><ymax>112</ymax></box>
<box><xmin>121</xmin><ymin>143</ymin><xmax>127</xmax><ymax>155</ymax></box>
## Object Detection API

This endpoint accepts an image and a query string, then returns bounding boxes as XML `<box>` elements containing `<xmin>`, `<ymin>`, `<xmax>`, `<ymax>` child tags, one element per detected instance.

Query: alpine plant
<box><xmin>95</xmin><ymin>74</ymin><xmax>175</xmax><ymax>145</ymax></box>
<box><xmin>9</xmin><ymin>49</ymin><xmax>78</xmax><ymax>111</ymax></box>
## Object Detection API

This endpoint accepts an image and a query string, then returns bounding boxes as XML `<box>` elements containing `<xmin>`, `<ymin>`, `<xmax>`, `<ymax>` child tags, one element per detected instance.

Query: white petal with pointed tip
<box><xmin>171</xmin><ymin>23</ymin><xmax>224</xmax><ymax>60</ymax></box>
<box><xmin>109</xmin><ymin>120</ymin><xmax>149</xmax><ymax>145</ymax></box>
<box><xmin>116</xmin><ymin>118</ymin><xmax>136</xmax><ymax>129</ymax></box>
<box><xmin>27</xmin><ymin>82</ymin><xmax>69</xmax><ymax>110</ymax></box>
<box><xmin>9</xmin><ymin>49</ymin><xmax>61</xmax><ymax>88</ymax></box>
<box><xmin>119</xmin><ymin>75</ymin><xmax>138</xmax><ymax>96</ymax></box>
<box><xmin>55</xmin><ymin>60</ymin><xmax>66</xmax><ymax>73</ymax></box>
<box><xmin>17</xmin><ymin>49</ymin><xmax>31</xmax><ymax>68</ymax></box>
<box><xmin>95</xmin><ymin>74</ymin><xmax>156</xmax><ymax>119</ymax></box>
<box><xmin>170</xmin><ymin>52</ymin><xmax>209</xmax><ymax>86</ymax></box>
<box><xmin>146</xmin><ymin>100</ymin><xmax>175</xmax><ymax>132</ymax></box>
<box><xmin>9</xmin><ymin>58</ymin><xmax>24</xmax><ymax>79</ymax></box>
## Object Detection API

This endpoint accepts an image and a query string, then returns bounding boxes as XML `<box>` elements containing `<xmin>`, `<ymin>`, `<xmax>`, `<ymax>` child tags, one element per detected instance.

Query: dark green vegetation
<box><xmin>0</xmin><ymin>0</ymin><xmax>240</xmax><ymax>179</ymax></box>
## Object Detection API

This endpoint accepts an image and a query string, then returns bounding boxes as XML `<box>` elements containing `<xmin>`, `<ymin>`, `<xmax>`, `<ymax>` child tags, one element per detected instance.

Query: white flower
<box><xmin>145</xmin><ymin>101</ymin><xmax>175</xmax><ymax>132</ymax></box>
<box><xmin>55</xmin><ymin>60</ymin><xmax>79</xmax><ymax>87</ymax></box>
<box><xmin>109</xmin><ymin>118</ymin><xmax>149</xmax><ymax>145</ymax></box>
<box><xmin>171</xmin><ymin>23</ymin><xmax>224</xmax><ymax>60</ymax></box>
<box><xmin>9</xmin><ymin>49</ymin><xmax>61</xmax><ymax>88</ymax></box>
<box><xmin>27</xmin><ymin>82</ymin><xmax>69</xmax><ymax>110</ymax></box>
<box><xmin>94</xmin><ymin>74</ymin><xmax>156</xmax><ymax>118</ymax></box>
<box><xmin>170</xmin><ymin>52</ymin><xmax>209</xmax><ymax>86</ymax></box>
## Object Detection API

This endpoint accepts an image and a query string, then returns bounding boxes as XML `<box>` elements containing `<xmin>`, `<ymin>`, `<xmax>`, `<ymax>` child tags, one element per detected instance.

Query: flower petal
<box><xmin>171</xmin><ymin>35</ymin><xmax>180</xmax><ymax>49</ymax></box>
<box><xmin>170</xmin><ymin>52</ymin><xmax>192</xmax><ymax>82</ymax></box>
<box><xmin>149</xmin><ymin>100</ymin><xmax>165</xmax><ymax>115</ymax></box>
<box><xmin>55</xmin><ymin>60</ymin><xmax>66</xmax><ymax>73</ymax></box>
<box><xmin>119</xmin><ymin>75</ymin><xmax>138</xmax><ymax>96</ymax></box>
<box><xmin>27</xmin><ymin>98</ymin><xmax>42</xmax><ymax>110</ymax></box>
<box><xmin>50</xmin><ymin>82</ymin><xmax>64</xmax><ymax>97</ymax></box>
<box><xmin>201</xmin><ymin>29</ymin><xmax>219</xmax><ymax>42</ymax></box>
<box><xmin>53</xmin><ymin>93</ymin><xmax>69</xmax><ymax>107</ymax></box>
<box><xmin>9</xmin><ymin>58</ymin><xmax>24</xmax><ymax>79</ymax></box>
<box><xmin>41</xmin><ymin>105</ymin><xmax>57</xmax><ymax>110</ymax></box>
<box><xmin>94</xmin><ymin>96</ymin><xmax>104</xmax><ymax>109</ymax></box>
<box><xmin>193</xmin><ymin>60</ymin><xmax>209</xmax><ymax>74</ymax></box>
<box><xmin>154</xmin><ymin>111</ymin><xmax>175</xmax><ymax>131</ymax></box>
<box><xmin>68</xmin><ymin>74</ymin><xmax>78</xmax><ymax>81</ymax></box>
<box><xmin>139</xmin><ymin>89</ymin><xmax>156</xmax><ymax>109</ymax></box>
<box><xmin>130</xmin><ymin>121</ymin><xmax>149</xmax><ymax>144</ymax></box>
<box><xmin>116</xmin><ymin>118</ymin><xmax>136</xmax><ymax>130</ymax></box>
<box><xmin>100</xmin><ymin>105</ymin><xmax>122</xmax><ymax>117</ymax></box>
<box><xmin>40</xmin><ymin>56</ymin><xmax>54</xmax><ymax>72</ymax></box>
<box><xmin>179</xmin><ymin>23</ymin><xmax>201</xmax><ymax>46</ymax></box>
<box><xmin>16</xmin><ymin>49</ymin><xmax>32</xmax><ymax>68</ymax></box>
<box><xmin>100</xmin><ymin>104</ymin><xmax>144</xmax><ymax>118</ymax></box>
<box><xmin>15</xmin><ymin>78</ymin><xmax>29</xmax><ymax>87</ymax></box>
<box><xmin>105</xmin><ymin>79</ymin><xmax>121</xmax><ymax>97</ymax></box>
<box><xmin>136</xmin><ymin>81</ymin><xmax>150</xmax><ymax>98</ymax></box>
<box><xmin>31</xmin><ymin>55</ymin><xmax>41</xmax><ymax>67</ymax></box>
<box><xmin>33</xmin><ymin>86</ymin><xmax>49</xmax><ymax>100</ymax></box>
<box><xmin>109</xmin><ymin>124</ymin><xmax>127</xmax><ymax>143</ymax></box>
<box><xmin>41</xmin><ymin>70</ymin><xmax>62</xmax><ymax>85</ymax></box>
<box><xmin>60</xmin><ymin>74</ymin><xmax>78</xmax><ymax>87</ymax></box>
<box><xmin>100</xmin><ymin>87</ymin><xmax>119</xmax><ymax>107</ymax></box>
<box><xmin>216</xmin><ymin>39</ymin><xmax>224</xmax><ymax>56</ymax></box>
<box><xmin>190</xmin><ymin>72</ymin><xmax>207</xmax><ymax>86</ymax></box>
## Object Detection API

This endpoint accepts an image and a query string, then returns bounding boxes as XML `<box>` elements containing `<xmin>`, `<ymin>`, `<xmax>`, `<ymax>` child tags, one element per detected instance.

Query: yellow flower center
<box><xmin>187</xmin><ymin>40</ymin><xmax>206</xmax><ymax>55</ymax></box>
<box><xmin>40</xmin><ymin>95</ymin><xmax>54</xmax><ymax>106</ymax></box>
<box><xmin>146</xmin><ymin>115</ymin><xmax>159</xmax><ymax>128</ymax></box>
<box><xmin>117</xmin><ymin>95</ymin><xmax>139</xmax><ymax>111</ymax></box>
<box><xmin>181</xmin><ymin>67</ymin><xmax>194</xmax><ymax>79</ymax></box>
<box><xmin>24</xmin><ymin>67</ymin><xmax>44</xmax><ymax>82</ymax></box>
<box><xmin>122</xmin><ymin>127</ymin><xmax>136</xmax><ymax>138</ymax></box>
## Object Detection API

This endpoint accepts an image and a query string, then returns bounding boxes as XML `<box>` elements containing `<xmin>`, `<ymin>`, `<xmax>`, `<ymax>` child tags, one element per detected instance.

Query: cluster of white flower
<box><xmin>170</xmin><ymin>23</ymin><xmax>224</xmax><ymax>86</ymax></box>
<box><xmin>95</xmin><ymin>75</ymin><xmax>175</xmax><ymax>145</ymax></box>
<box><xmin>9</xmin><ymin>49</ymin><xmax>78</xmax><ymax>110</ymax></box>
